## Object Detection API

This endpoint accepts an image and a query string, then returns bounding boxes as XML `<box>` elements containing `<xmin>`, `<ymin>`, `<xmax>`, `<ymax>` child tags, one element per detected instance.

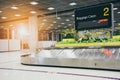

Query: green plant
<box><xmin>61</xmin><ymin>28</ymin><xmax>76</xmax><ymax>39</ymax></box>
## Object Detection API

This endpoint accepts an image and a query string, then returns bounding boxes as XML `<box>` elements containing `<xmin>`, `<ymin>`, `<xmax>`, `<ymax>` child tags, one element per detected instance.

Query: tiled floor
<box><xmin>0</xmin><ymin>51</ymin><xmax>120</xmax><ymax>80</ymax></box>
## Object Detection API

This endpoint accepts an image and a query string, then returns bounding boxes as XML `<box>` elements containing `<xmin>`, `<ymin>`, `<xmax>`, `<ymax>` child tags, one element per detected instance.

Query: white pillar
<box><xmin>28</xmin><ymin>16</ymin><xmax>38</xmax><ymax>52</ymax></box>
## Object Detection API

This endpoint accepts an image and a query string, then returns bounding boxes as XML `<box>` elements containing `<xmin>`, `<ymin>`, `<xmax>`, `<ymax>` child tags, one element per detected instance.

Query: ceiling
<box><xmin>0</xmin><ymin>0</ymin><xmax>120</xmax><ymax>31</ymax></box>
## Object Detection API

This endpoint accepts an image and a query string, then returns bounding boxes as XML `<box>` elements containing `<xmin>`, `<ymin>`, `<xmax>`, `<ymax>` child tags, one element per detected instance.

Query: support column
<box><xmin>28</xmin><ymin>16</ymin><xmax>38</xmax><ymax>52</ymax></box>
<box><xmin>52</xmin><ymin>31</ymin><xmax>54</xmax><ymax>41</ymax></box>
<box><xmin>56</xmin><ymin>33</ymin><xmax>59</xmax><ymax>41</ymax></box>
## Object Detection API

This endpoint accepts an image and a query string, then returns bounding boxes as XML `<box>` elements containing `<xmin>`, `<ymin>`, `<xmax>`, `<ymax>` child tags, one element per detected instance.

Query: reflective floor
<box><xmin>0</xmin><ymin>51</ymin><xmax>120</xmax><ymax>80</ymax></box>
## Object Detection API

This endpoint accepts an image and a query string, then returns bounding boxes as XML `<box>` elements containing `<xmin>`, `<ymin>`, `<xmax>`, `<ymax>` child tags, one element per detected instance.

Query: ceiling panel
<box><xmin>0</xmin><ymin>0</ymin><xmax>120</xmax><ymax>31</ymax></box>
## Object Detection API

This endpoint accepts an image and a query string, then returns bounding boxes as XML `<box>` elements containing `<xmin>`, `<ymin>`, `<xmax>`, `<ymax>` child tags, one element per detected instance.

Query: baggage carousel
<box><xmin>21</xmin><ymin>47</ymin><xmax>120</xmax><ymax>71</ymax></box>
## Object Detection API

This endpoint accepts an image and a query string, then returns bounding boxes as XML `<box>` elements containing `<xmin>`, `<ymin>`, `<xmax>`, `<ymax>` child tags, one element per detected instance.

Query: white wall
<box><xmin>9</xmin><ymin>39</ymin><xmax>20</xmax><ymax>51</ymax></box>
<box><xmin>38</xmin><ymin>41</ymin><xmax>57</xmax><ymax>48</ymax></box>
<box><xmin>0</xmin><ymin>39</ymin><xmax>20</xmax><ymax>51</ymax></box>
<box><xmin>0</xmin><ymin>39</ymin><xmax>8</xmax><ymax>51</ymax></box>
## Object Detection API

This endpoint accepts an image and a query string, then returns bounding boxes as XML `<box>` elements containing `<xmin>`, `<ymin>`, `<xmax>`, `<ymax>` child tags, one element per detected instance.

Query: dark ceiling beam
<box><xmin>38</xmin><ymin>8</ymin><xmax>75</xmax><ymax>17</ymax></box>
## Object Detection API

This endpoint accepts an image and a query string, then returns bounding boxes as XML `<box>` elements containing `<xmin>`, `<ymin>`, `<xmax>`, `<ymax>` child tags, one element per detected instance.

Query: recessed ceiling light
<box><xmin>15</xmin><ymin>14</ymin><xmax>21</xmax><ymax>17</ymax></box>
<box><xmin>50</xmin><ymin>24</ymin><xmax>53</xmax><ymax>26</ymax></box>
<box><xmin>66</xmin><ymin>19</ymin><xmax>70</xmax><ymax>21</ymax></box>
<box><xmin>43</xmin><ymin>19</ymin><xmax>47</xmax><ymax>21</ymax></box>
<box><xmin>1</xmin><ymin>16</ymin><xmax>7</xmax><ymax>19</ymax></box>
<box><xmin>11</xmin><ymin>6</ymin><xmax>18</xmax><ymax>10</ymax></box>
<box><xmin>113</xmin><ymin>8</ymin><xmax>118</xmax><ymax>10</ymax></box>
<box><xmin>30</xmin><ymin>1</ymin><xmax>38</xmax><ymax>5</ymax></box>
<box><xmin>0</xmin><ymin>10</ymin><xmax>2</xmax><ymax>13</ymax></box>
<box><xmin>48</xmin><ymin>7</ymin><xmax>55</xmax><ymax>10</ymax></box>
<box><xmin>53</xmin><ymin>21</ymin><xmax>56</xmax><ymax>23</ymax></box>
<box><xmin>10</xmin><ymin>25</ymin><xmax>13</xmax><ymax>27</ymax></box>
<box><xmin>57</xmin><ymin>17</ymin><xmax>61</xmax><ymax>19</ymax></box>
<box><xmin>41</xmin><ymin>23</ymin><xmax>45</xmax><ymax>25</ymax></box>
<box><xmin>58</xmin><ymin>25</ymin><xmax>61</xmax><ymax>27</ymax></box>
<box><xmin>69</xmin><ymin>2</ymin><xmax>77</xmax><ymax>6</ymax></box>
<box><xmin>72</xmin><ymin>14</ymin><xmax>75</xmax><ymax>17</ymax></box>
<box><xmin>64</xmin><ymin>26</ymin><xmax>67</xmax><ymax>28</ymax></box>
<box><xmin>30</xmin><ymin>11</ymin><xmax>37</xmax><ymax>14</ymax></box>
<box><xmin>61</xmin><ymin>23</ymin><xmax>65</xmax><ymax>25</ymax></box>
<box><xmin>118</xmin><ymin>12</ymin><xmax>120</xmax><ymax>14</ymax></box>
<box><xmin>68</xmin><ymin>24</ymin><xmax>72</xmax><ymax>26</ymax></box>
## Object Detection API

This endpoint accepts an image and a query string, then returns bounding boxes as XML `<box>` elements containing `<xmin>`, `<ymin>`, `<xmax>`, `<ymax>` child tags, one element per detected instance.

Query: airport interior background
<box><xmin>0</xmin><ymin>0</ymin><xmax>120</xmax><ymax>80</ymax></box>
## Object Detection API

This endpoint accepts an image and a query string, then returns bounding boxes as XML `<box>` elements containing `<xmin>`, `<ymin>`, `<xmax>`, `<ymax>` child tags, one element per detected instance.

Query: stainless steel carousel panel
<box><xmin>21</xmin><ymin>48</ymin><xmax>120</xmax><ymax>70</ymax></box>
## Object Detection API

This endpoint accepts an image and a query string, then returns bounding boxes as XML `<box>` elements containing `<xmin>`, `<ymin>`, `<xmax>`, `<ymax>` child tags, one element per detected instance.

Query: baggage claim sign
<box><xmin>75</xmin><ymin>3</ymin><xmax>113</xmax><ymax>30</ymax></box>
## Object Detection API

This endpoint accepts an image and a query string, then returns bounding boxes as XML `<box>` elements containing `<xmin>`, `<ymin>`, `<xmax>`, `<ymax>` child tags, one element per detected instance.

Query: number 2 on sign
<box><xmin>103</xmin><ymin>7</ymin><xmax>109</xmax><ymax>16</ymax></box>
